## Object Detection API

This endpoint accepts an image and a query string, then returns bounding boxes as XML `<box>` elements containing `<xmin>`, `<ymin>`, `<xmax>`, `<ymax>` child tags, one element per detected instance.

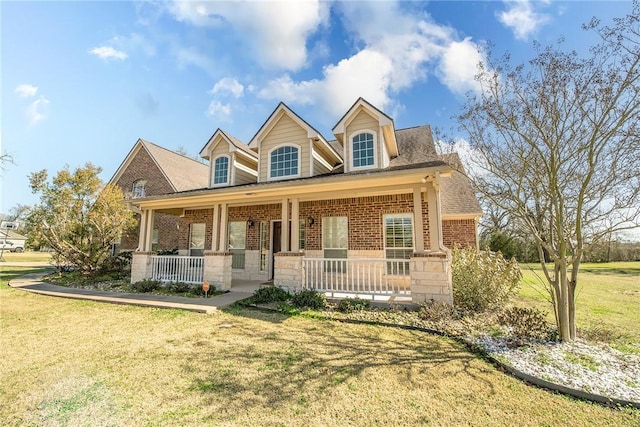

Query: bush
<box><xmin>452</xmin><ymin>247</ymin><xmax>521</xmax><ymax>312</ymax></box>
<box><xmin>131</xmin><ymin>279</ymin><xmax>162</xmax><ymax>293</ymax></box>
<box><xmin>166</xmin><ymin>281</ymin><xmax>191</xmax><ymax>294</ymax></box>
<box><xmin>337</xmin><ymin>297</ymin><xmax>370</xmax><ymax>313</ymax></box>
<box><xmin>251</xmin><ymin>286</ymin><xmax>291</xmax><ymax>303</ymax></box>
<box><xmin>419</xmin><ymin>300</ymin><xmax>459</xmax><ymax>321</ymax></box>
<box><xmin>291</xmin><ymin>290</ymin><xmax>328</xmax><ymax>310</ymax></box>
<box><xmin>498</xmin><ymin>306</ymin><xmax>554</xmax><ymax>340</ymax></box>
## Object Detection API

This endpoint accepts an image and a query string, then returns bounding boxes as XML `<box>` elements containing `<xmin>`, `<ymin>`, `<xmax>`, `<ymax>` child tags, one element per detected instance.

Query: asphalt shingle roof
<box><xmin>140</xmin><ymin>140</ymin><xmax>210</xmax><ymax>192</ymax></box>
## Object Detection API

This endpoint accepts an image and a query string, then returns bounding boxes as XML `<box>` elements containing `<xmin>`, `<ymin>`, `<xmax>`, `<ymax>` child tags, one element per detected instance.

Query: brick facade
<box><xmin>114</xmin><ymin>147</ymin><xmax>181</xmax><ymax>251</ymax></box>
<box><xmin>177</xmin><ymin>194</ymin><xmax>477</xmax><ymax>254</ymax></box>
<box><xmin>443</xmin><ymin>218</ymin><xmax>477</xmax><ymax>248</ymax></box>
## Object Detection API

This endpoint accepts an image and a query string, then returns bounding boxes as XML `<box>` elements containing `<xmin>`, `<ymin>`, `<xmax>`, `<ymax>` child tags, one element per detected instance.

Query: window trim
<box><xmin>211</xmin><ymin>154</ymin><xmax>230</xmax><ymax>187</ymax></box>
<box><xmin>383</xmin><ymin>213</ymin><xmax>414</xmax><ymax>275</ymax></box>
<box><xmin>267</xmin><ymin>143</ymin><xmax>301</xmax><ymax>181</ymax></box>
<box><xmin>348</xmin><ymin>130</ymin><xmax>377</xmax><ymax>171</ymax></box>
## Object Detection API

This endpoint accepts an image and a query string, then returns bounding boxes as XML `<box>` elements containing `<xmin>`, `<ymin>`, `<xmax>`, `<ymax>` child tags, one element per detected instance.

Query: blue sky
<box><xmin>1</xmin><ymin>1</ymin><xmax>633</xmax><ymax>214</ymax></box>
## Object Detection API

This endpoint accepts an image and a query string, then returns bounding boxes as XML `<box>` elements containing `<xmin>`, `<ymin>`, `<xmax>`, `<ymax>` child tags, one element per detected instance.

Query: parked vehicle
<box><xmin>0</xmin><ymin>239</ymin><xmax>24</xmax><ymax>252</ymax></box>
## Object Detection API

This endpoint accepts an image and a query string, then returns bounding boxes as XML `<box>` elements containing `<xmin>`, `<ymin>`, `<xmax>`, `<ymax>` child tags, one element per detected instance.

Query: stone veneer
<box><xmin>131</xmin><ymin>252</ymin><xmax>152</xmax><ymax>283</ymax></box>
<box><xmin>409</xmin><ymin>251</ymin><xmax>453</xmax><ymax>304</ymax></box>
<box><xmin>203</xmin><ymin>251</ymin><xmax>232</xmax><ymax>290</ymax></box>
<box><xmin>274</xmin><ymin>252</ymin><xmax>303</xmax><ymax>291</ymax></box>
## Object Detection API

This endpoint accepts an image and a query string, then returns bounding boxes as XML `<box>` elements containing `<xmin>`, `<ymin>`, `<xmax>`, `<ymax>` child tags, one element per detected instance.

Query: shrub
<box><xmin>498</xmin><ymin>306</ymin><xmax>554</xmax><ymax>340</ymax></box>
<box><xmin>166</xmin><ymin>281</ymin><xmax>191</xmax><ymax>294</ymax></box>
<box><xmin>452</xmin><ymin>247</ymin><xmax>521</xmax><ymax>312</ymax></box>
<box><xmin>419</xmin><ymin>300</ymin><xmax>459</xmax><ymax>321</ymax></box>
<box><xmin>291</xmin><ymin>290</ymin><xmax>328</xmax><ymax>310</ymax></box>
<box><xmin>337</xmin><ymin>297</ymin><xmax>371</xmax><ymax>313</ymax></box>
<box><xmin>131</xmin><ymin>279</ymin><xmax>162</xmax><ymax>293</ymax></box>
<box><xmin>250</xmin><ymin>286</ymin><xmax>291</xmax><ymax>304</ymax></box>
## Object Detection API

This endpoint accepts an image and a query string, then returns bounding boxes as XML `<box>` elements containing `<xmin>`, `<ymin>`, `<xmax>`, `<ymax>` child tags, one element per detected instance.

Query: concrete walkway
<box><xmin>8</xmin><ymin>270</ymin><xmax>260</xmax><ymax>314</ymax></box>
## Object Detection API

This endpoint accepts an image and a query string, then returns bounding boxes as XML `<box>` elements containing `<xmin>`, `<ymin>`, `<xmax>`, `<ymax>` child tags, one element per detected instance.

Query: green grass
<box><xmin>0</xmin><ymin>251</ymin><xmax>52</xmax><ymax>263</ymax></box>
<box><xmin>1</xmin><ymin>266</ymin><xmax>638</xmax><ymax>426</ymax></box>
<box><xmin>517</xmin><ymin>262</ymin><xmax>640</xmax><ymax>343</ymax></box>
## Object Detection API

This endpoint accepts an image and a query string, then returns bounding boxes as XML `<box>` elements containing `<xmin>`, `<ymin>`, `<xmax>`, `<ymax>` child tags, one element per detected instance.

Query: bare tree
<box><xmin>457</xmin><ymin>4</ymin><xmax>640</xmax><ymax>341</ymax></box>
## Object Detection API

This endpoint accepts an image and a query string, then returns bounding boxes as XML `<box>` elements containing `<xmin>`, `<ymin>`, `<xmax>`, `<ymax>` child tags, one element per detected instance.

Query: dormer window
<box><xmin>351</xmin><ymin>132</ymin><xmax>376</xmax><ymax>170</ymax></box>
<box><xmin>269</xmin><ymin>145</ymin><xmax>300</xmax><ymax>180</ymax></box>
<box><xmin>212</xmin><ymin>155</ymin><xmax>230</xmax><ymax>186</ymax></box>
<box><xmin>132</xmin><ymin>180</ymin><xmax>146</xmax><ymax>198</ymax></box>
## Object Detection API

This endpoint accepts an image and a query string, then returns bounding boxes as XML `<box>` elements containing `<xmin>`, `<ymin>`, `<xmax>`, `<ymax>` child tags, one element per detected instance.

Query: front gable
<box><xmin>332</xmin><ymin>98</ymin><xmax>399</xmax><ymax>173</ymax></box>
<box><xmin>199</xmin><ymin>129</ymin><xmax>258</xmax><ymax>188</ymax></box>
<box><xmin>109</xmin><ymin>139</ymin><xmax>176</xmax><ymax>198</ymax></box>
<box><xmin>250</xmin><ymin>103</ymin><xmax>341</xmax><ymax>183</ymax></box>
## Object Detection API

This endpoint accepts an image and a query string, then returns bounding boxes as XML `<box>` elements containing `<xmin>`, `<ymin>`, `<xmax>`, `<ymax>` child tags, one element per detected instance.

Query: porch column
<box><xmin>211</xmin><ymin>204</ymin><xmax>220</xmax><ymax>251</ymax></box>
<box><xmin>426</xmin><ymin>172</ymin><xmax>444</xmax><ymax>251</ymax></box>
<box><xmin>139</xmin><ymin>209</ymin><xmax>155</xmax><ymax>252</ymax></box>
<box><xmin>138</xmin><ymin>209</ymin><xmax>148</xmax><ymax>251</ymax></box>
<box><xmin>281</xmin><ymin>198</ymin><xmax>290</xmax><ymax>252</ymax></box>
<box><xmin>291</xmin><ymin>198</ymin><xmax>299</xmax><ymax>252</ymax></box>
<box><xmin>218</xmin><ymin>203</ymin><xmax>228</xmax><ymax>252</ymax></box>
<box><xmin>413</xmin><ymin>186</ymin><xmax>425</xmax><ymax>253</ymax></box>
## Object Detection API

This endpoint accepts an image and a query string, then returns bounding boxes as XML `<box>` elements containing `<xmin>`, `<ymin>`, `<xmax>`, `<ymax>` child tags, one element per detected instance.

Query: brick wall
<box><xmin>114</xmin><ymin>145</ymin><xmax>181</xmax><ymax>251</ymax></box>
<box><xmin>177</xmin><ymin>197</ymin><xmax>477</xmax><ymax>253</ymax></box>
<box><xmin>443</xmin><ymin>218</ymin><xmax>477</xmax><ymax>248</ymax></box>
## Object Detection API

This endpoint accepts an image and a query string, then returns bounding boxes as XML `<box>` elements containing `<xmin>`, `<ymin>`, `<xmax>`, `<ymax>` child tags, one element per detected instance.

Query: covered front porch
<box><xmin>130</xmin><ymin>167</ymin><xmax>454</xmax><ymax>305</ymax></box>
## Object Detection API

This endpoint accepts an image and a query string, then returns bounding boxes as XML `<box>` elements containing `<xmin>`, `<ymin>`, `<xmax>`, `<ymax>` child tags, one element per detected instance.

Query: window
<box><xmin>132</xmin><ymin>180</ymin><xmax>146</xmax><ymax>198</ymax></box>
<box><xmin>299</xmin><ymin>219</ymin><xmax>306</xmax><ymax>251</ymax></box>
<box><xmin>152</xmin><ymin>228</ymin><xmax>159</xmax><ymax>252</ymax></box>
<box><xmin>351</xmin><ymin>132</ymin><xmax>375</xmax><ymax>169</ymax></box>
<box><xmin>189</xmin><ymin>223</ymin><xmax>205</xmax><ymax>256</ymax></box>
<box><xmin>259</xmin><ymin>221</ymin><xmax>268</xmax><ymax>271</ymax></box>
<box><xmin>228</xmin><ymin>221</ymin><xmax>246</xmax><ymax>269</ymax></box>
<box><xmin>323</xmin><ymin>217</ymin><xmax>347</xmax><ymax>272</ymax></box>
<box><xmin>384</xmin><ymin>214</ymin><xmax>413</xmax><ymax>275</ymax></box>
<box><xmin>212</xmin><ymin>155</ymin><xmax>229</xmax><ymax>186</ymax></box>
<box><xmin>269</xmin><ymin>145</ymin><xmax>299</xmax><ymax>179</ymax></box>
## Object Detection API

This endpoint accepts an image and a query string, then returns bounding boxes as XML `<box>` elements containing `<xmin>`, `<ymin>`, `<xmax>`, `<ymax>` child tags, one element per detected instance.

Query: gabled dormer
<box><xmin>199</xmin><ymin>129</ymin><xmax>258</xmax><ymax>188</ymax></box>
<box><xmin>249</xmin><ymin>102</ymin><xmax>342</xmax><ymax>183</ymax></box>
<box><xmin>332</xmin><ymin>98</ymin><xmax>399</xmax><ymax>173</ymax></box>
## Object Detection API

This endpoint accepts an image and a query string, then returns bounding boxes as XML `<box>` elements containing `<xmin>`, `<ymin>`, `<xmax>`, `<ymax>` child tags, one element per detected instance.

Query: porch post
<box><xmin>291</xmin><ymin>198</ymin><xmax>299</xmax><ymax>252</ymax></box>
<box><xmin>140</xmin><ymin>209</ymin><xmax>154</xmax><ymax>252</ymax></box>
<box><xmin>426</xmin><ymin>173</ymin><xmax>443</xmax><ymax>251</ymax></box>
<box><xmin>281</xmin><ymin>198</ymin><xmax>289</xmax><ymax>252</ymax></box>
<box><xmin>218</xmin><ymin>203</ymin><xmax>228</xmax><ymax>252</ymax></box>
<box><xmin>413</xmin><ymin>186</ymin><xmax>425</xmax><ymax>253</ymax></box>
<box><xmin>138</xmin><ymin>209</ymin><xmax>148</xmax><ymax>251</ymax></box>
<box><xmin>211</xmin><ymin>204</ymin><xmax>220</xmax><ymax>251</ymax></box>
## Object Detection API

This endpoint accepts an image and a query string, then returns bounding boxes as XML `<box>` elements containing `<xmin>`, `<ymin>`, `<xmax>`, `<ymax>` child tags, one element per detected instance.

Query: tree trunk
<box><xmin>557</xmin><ymin>261</ymin><xmax>572</xmax><ymax>341</ymax></box>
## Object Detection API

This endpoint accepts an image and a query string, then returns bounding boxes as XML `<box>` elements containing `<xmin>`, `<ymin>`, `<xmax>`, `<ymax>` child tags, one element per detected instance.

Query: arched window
<box><xmin>269</xmin><ymin>145</ymin><xmax>299</xmax><ymax>179</ymax></box>
<box><xmin>132</xmin><ymin>180</ymin><xmax>146</xmax><ymax>198</ymax></box>
<box><xmin>351</xmin><ymin>132</ymin><xmax>375</xmax><ymax>169</ymax></box>
<box><xmin>212</xmin><ymin>155</ymin><xmax>229</xmax><ymax>186</ymax></box>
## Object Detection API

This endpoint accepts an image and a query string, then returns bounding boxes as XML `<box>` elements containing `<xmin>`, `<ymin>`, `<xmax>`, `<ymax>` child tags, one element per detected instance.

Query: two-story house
<box><xmin>126</xmin><ymin>98</ymin><xmax>482</xmax><ymax>304</ymax></box>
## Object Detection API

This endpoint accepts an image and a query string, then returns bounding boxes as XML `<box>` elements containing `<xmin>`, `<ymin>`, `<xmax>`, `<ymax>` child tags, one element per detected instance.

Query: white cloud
<box><xmin>206</xmin><ymin>100</ymin><xmax>231</xmax><ymax>119</ymax></box>
<box><xmin>437</xmin><ymin>38</ymin><xmax>484</xmax><ymax>95</ymax></box>
<box><xmin>168</xmin><ymin>0</ymin><xmax>328</xmax><ymax>71</ymax></box>
<box><xmin>89</xmin><ymin>46</ymin><xmax>128</xmax><ymax>60</ymax></box>
<box><xmin>210</xmin><ymin>78</ymin><xmax>244</xmax><ymax>98</ymax></box>
<box><xmin>14</xmin><ymin>84</ymin><xmax>38</xmax><ymax>98</ymax></box>
<box><xmin>259</xmin><ymin>2</ymin><xmax>487</xmax><ymax>119</ymax></box>
<box><xmin>26</xmin><ymin>96</ymin><xmax>50</xmax><ymax>125</ymax></box>
<box><xmin>497</xmin><ymin>0</ymin><xmax>550</xmax><ymax>41</ymax></box>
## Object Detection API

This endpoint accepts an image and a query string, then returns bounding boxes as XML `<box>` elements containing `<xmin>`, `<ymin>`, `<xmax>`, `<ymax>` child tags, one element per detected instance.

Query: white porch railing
<box><xmin>149</xmin><ymin>255</ymin><xmax>204</xmax><ymax>284</ymax></box>
<box><xmin>303</xmin><ymin>258</ymin><xmax>410</xmax><ymax>296</ymax></box>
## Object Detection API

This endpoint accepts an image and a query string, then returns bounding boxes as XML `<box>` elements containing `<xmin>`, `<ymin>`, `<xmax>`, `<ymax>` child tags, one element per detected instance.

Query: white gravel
<box><xmin>474</xmin><ymin>336</ymin><xmax>640</xmax><ymax>403</ymax></box>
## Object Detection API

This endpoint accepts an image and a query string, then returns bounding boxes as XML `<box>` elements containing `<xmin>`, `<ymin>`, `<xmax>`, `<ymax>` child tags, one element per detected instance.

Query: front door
<box><xmin>270</xmin><ymin>221</ymin><xmax>292</xmax><ymax>279</ymax></box>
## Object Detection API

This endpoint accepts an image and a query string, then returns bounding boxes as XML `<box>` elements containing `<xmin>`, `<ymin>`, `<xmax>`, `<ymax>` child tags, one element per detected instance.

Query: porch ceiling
<box><xmin>132</xmin><ymin>163</ymin><xmax>452</xmax><ymax>211</ymax></box>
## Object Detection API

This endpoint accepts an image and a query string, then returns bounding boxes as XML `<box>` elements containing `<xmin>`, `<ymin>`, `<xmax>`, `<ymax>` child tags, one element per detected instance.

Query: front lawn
<box><xmin>517</xmin><ymin>262</ymin><xmax>640</xmax><ymax>344</ymax></box>
<box><xmin>1</xmin><ymin>266</ymin><xmax>638</xmax><ymax>426</ymax></box>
